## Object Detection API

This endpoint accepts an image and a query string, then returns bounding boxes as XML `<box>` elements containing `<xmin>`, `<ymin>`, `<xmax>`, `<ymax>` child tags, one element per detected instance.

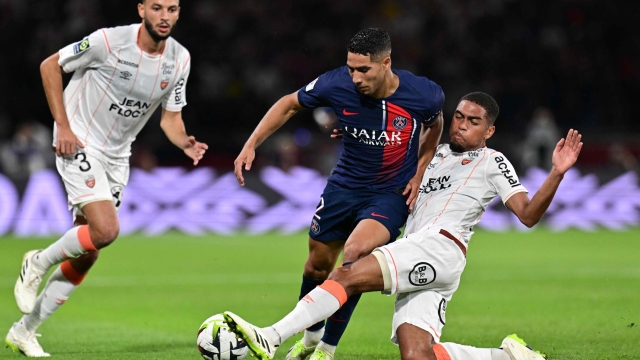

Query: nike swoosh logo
<box><xmin>371</xmin><ymin>212</ymin><xmax>389</xmax><ymax>219</ymax></box>
<box><xmin>343</xmin><ymin>109</ymin><xmax>358</xmax><ymax>116</ymax></box>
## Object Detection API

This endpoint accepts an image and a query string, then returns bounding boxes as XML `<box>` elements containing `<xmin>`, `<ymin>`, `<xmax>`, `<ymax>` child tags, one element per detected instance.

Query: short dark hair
<box><xmin>459</xmin><ymin>92</ymin><xmax>499</xmax><ymax>125</ymax></box>
<box><xmin>347</xmin><ymin>28</ymin><xmax>391</xmax><ymax>61</ymax></box>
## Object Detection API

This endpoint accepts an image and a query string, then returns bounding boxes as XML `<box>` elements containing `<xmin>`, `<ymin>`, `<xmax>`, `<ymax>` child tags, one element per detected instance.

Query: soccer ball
<box><xmin>197</xmin><ymin>314</ymin><xmax>248</xmax><ymax>360</ymax></box>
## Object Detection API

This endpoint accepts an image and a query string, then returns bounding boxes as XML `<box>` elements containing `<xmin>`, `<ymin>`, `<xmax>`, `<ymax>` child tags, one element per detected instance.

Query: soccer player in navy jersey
<box><xmin>234</xmin><ymin>28</ymin><xmax>444</xmax><ymax>360</ymax></box>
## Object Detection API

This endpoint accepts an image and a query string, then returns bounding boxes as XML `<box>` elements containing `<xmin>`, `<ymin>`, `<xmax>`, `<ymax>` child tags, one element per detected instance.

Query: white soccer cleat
<box><xmin>15</xmin><ymin>250</ymin><xmax>47</xmax><ymax>314</ymax></box>
<box><xmin>501</xmin><ymin>334</ymin><xmax>547</xmax><ymax>360</ymax></box>
<box><xmin>5</xmin><ymin>322</ymin><xmax>51</xmax><ymax>358</ymax></box>
<box><xmin>308</xmin><ymin>347</ymin><xmax>334</xmax><ymax>360</ymax></box>
<box><xmin>223</xmin><ymin>311</ymin><xmax>277</xmax><ymax>360</ymax></box>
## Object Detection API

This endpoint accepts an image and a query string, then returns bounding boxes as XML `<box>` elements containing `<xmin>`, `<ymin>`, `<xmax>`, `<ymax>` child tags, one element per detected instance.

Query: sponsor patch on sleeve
<box><xmin>73</xmin><ymin>38</ymin><xmax>90</xmax><ymax>55</ymax></box>
<box><xmin>305</xmin><ymin>77</ymin><xmax>318</xmax><ymax>92</ymax></box>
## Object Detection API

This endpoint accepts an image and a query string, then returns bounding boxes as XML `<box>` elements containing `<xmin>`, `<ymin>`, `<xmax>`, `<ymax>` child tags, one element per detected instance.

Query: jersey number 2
<box><xmin>75</xmin><ymin>153</ymin><xmax>92</xmax><ymax>172</ymax></box>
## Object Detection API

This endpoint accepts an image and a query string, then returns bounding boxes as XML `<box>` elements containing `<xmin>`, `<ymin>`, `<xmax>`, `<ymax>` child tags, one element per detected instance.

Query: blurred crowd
<box><xmin>0</xmin><ymin>0</ymin><xmax>638</xmax><ymax>180</ymax></box>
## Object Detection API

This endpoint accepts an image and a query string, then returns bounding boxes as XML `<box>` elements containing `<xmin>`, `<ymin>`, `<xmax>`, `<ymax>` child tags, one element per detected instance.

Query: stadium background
<box><xmin>0</xmin><ymin>1</ymin><xmax>639</xmax><ymax>359</ymax></box>
<box><xmin>0</xmin><ymin>0</ymin><xmax>639</xmax><ymax>235</ymax></box>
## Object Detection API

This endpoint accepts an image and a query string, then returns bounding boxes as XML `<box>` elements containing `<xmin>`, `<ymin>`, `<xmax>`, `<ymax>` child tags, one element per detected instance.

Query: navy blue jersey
<box><xmin>298</xmin><ymin>66</ymin><xmax>444</xmax><ymax>191</ymax></box>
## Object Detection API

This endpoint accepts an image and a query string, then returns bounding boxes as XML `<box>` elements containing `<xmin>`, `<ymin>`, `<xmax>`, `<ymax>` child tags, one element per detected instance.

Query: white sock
<box><xmin>317</xmin><ymin>341</ymin><xmax>336</xmax><ymax>356</ymax></box>
<box><xmin>20</xmin><ymin>267</ymin><xmax>78</xmax><ymax>333</ymax></box>
<box><xmin>438</xmin><ymin>343</ymin><xmax>511</xmax><ymax>360</ymax></box>
<box><xmin>302</xmin><ymin>327</ymin><xmax>324</xmax><ymax>347</ymax></box>
<box><xmin>34</xmin><ymin>226</ymin><xmax>96</xmax><ymax>271</ymax></box>
<box><xmin>270</xmin><ymin>281</ymin><xmax>346</xmax><ymax>345</ymax></box>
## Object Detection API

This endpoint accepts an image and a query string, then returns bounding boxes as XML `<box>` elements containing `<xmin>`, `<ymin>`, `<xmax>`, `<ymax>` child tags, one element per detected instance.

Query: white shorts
<box><xmin>56</xmin><ymin>150</ymin><xmax>128</xmax><ymax>217</ymax></box>
<box><xmin>372</xmin><ymin>229</ymin><xmax>467</xmax><ymax>344</ymax></box>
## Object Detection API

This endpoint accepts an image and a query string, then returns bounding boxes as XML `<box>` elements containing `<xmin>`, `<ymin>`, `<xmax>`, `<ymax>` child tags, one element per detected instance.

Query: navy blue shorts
<box><xmin>308</xmin><ymin>184</ymin><xmax>409</xmax><ymax>242</ymax></box>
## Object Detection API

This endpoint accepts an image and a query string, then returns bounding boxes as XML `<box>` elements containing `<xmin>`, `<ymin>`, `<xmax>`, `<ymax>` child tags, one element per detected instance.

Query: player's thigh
<box><xmin>396</xmin><ymin>323</ymin><xmax>437</xmax><ymax>360</ymax></box>
<box><xmin>392</xmin><ymin>290</ymin><xmax>448</xmax><ymax>346</ymax></box>
<box><xmin>355</xmin><ymin>190</ymin><xmax>409</xmax><ymax>244</ymax></box>
<box><xmin>304</xmin><ymin>237</ymin><xmax>344</xmax><ymax>279</ymax></box>
<box><xmin>342</xmin><ymin>219</ymin><xmax>390</xmax><ymax>262</ymax></box>
<box><xmin>56</xmin><ymin>151</ymin><xmax>112</xmax><ymax>210</ymax></box>
<box><xmin>329</xmin><ymin>254</ymin><xmax>385</xmax><ymax>295</ymax></box>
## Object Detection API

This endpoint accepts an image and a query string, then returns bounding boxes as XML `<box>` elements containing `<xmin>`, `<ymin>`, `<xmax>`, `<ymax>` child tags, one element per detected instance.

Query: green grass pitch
<box><xmin>1</xmin><ymin>228</ymin><xmax>638</xmax><ymax>359</ymax></box>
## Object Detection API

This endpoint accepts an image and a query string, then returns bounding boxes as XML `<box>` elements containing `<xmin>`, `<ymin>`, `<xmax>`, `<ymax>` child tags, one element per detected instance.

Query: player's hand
<box><xmin>403</xmin><ymin>174</ymin><xmax>422</xmax><ymax>212</ymax></box>
<box><xmin>55</xmin><ymin>125</ymin><xmax>84</xmax><ymax>156</ymax></box>
<box><xmin>182</xmin><ymin>136</ymin><xmax>208</xmax><ymax>166</ymax></box>
<box><xmin>234</xmin><ymin>146</ymin><xmax>256</xmax><ymax>186</ymax></box>
<box><xmin>330</xmin><ymin>128</ymin><xmax>343</xmax><ymax>139</ymax></box>
<box><xmin>551</xmin><ymin>129</ymin><xmax>583</xmax><ymax>175</ymax></box>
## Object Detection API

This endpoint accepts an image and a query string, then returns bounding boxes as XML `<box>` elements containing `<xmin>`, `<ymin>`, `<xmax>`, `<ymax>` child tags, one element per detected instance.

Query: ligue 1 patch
<box><xmin>160</xmin><ymin>75</ymin><xmax>170</xmax><ymax>90</ymax></box>
<box><xmin>73</xmin><ymin>38</ymin><xmax>90</xmax><ymax>55</ymax></box>
<box><xmin>392</xmin><ymin>116</ymin><xmax>408</xmax><ymax>130</ymax></box>
<box><xmin>306</xmin><ymin>77</ymin><xmax>318</xmax><ymax>92</ymax></box>
<box><xmin>111</xmin><ymin>186</ymin><xmax>123</xmax><ymax>208</ymax></box>
<box><xmin>84</xmin><ymin>175</ymin><xmax>96</xmax><ymax>188</ymax></box>
<box><xmin>438</xmin><ymin>298</ymin><xmax>447</xmax><ymax>325</ymax></box>
<box><xmin>310</xmin><ymin>219</ymin><xmax>321</xmax><ymax>235</ymax></box>
<box><xmin>409</xmin><ymin>262</ymin><xmax>436</xmax><ymax>286</ymax></box>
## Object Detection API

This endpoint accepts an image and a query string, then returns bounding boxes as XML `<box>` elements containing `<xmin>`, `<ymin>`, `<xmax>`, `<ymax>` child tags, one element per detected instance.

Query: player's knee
<box><xmin>343</xmin><ymin>241</ymin><xmax>374</xmax><ymax>262</ymax></box>
<box><xmin>326</xmin><ymin>267</ymin><xmax>356</xmax><ymax>296</ymax></box>
<box><xmin>90</xmin><ymin>223</ymin><xmax>120</xmax><ymax>248</ymax></box>
<box><xmin>400</xmin><ymin>344</ymin><xmax>436</xmax><ymax>360</ymax></box>
<box><xmin>303</xmin><ymin>260</ymin><xmax>332</xmax><ymax>281</ymax></box>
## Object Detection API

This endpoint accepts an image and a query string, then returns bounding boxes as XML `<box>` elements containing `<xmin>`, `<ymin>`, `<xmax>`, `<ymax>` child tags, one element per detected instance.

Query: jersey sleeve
<box><xmin>421</xmin><ymin>80</ymin><xmax>445</xmax><ymax>126</ymax></box>
<box><xmin>297</xmin><ymin>71</ymin><xmax>333</xmax><ymax>108</ymax></box>
<box><xmin>487</xmin><ymin>152</ymin><xmax>528</xmax><ymax>203</ymax></box>
<box><xmin>162</xmin><ymin>56</ymin><xmax>190</xmax><ymax>111</ymax></box>
<box><xmin>58</xmin><ymin>30</ymin><xmax>110</xmax><ymax>73</ymax></box>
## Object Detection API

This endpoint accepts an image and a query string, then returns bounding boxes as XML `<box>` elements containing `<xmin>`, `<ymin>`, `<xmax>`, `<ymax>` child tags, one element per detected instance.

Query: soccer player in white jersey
<box><xmin>6</xmin><ymin>0</ymin><xmax>207</xmax><ymax>357</ymax></box>
<box><xmin>222</xmin><ymin>92</ymin><xmax>583</xmax><ymax>360</ymax></box>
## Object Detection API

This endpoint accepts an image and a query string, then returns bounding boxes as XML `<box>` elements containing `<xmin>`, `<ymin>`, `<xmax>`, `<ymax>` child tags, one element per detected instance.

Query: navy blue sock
<box><xmin>322</xmin><ymin>262</ymin><xmax>361</xmax><ymax>346</ymax></box>
<box><xmin>299</xmin><ymin>275</ymin><xmax>325</xmax><ymax>332</ymax></box>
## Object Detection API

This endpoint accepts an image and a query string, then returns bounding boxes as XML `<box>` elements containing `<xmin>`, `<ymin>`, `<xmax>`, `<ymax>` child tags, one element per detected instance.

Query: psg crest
<box><xmin>392</xmin><ymin>116</ymin><xmax>408</xmax><ymax>130</ymax></box>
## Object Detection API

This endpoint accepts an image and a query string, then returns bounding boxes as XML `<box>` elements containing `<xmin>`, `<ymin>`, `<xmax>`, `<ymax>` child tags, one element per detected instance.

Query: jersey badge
<box><xmin>392</xmin><ymin>116</ymin><xmax>408</xmax><ymax>130</ymax></box>
<box><xmin>461</xmin><ymin>159</ymin><xmax>473</xmax><ymax>165</ymax></box>
<box><xmin>438</xmin><ymin>298</ymin><xmax>447</xmax><ymax>325</ymax></box>
<box><xmin>310</xmin><ymin>219</ymin><xmax>321</xmax><ymax>235</ymax></box>
<box><xmin>342</xmin><ymin>109</ymin><xmax>358</xmax><ymax>116</ymax></box>
<box><xmin>73</xmin><ymin>38</ymin><xmax>90</xmax><ymax>55</ymax></box>
<box><xmin>120</xmin><ymin>71</ymin><xmax>132</xmax><ymax>81</ymax></box>
<box><xmin>84</xmin><ymin>175</ymin><xmax>95</xmax><ymax>188</ymax></box>
<box><xmin>409</xmin><ymin>262</ymin><xmax>436</xmax><ymax>286</ymax></box>
<box><xmin>160</xmin><ymin>75</ymin><xmax>170</xmax><ymax>90</ymax></box>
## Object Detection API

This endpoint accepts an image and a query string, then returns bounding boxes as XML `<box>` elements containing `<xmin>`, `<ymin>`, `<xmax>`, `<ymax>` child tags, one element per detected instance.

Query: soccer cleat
<box><xmin>308</xmin><ymin>348</ymin><xmax>334</xmax><ymax>360</ymax></box>
<box><xmin>15</xmin><ymin>250</ymin><xmax>46</xmax><ymax>314</ymax></box>
<box><xmin>223</xmin><ymin>311</ymin><xmax>277</xmax><ymax>360</ymax></box>
<box><xmin>285</xmin><ymin>340</ymin><xmax>316</xmax><ymax>360</ymax></box>
<box><xmin>501</xmin><ymin>334</ymin><xmax>547</xmax><ymax>360</ymax></box>
<box><xmin>5</xmin><ymin>322</ymin><xmax>50</xmax><ymax>357</ymax></box>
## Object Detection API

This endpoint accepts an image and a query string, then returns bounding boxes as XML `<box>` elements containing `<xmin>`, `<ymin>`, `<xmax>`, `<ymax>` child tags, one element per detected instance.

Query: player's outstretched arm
<box><xmin>506</xmin><ymin>129</ymin><xmax>583</xmax><ymax>227</ymax></box>
<box><xmin>403</xmin><ymin>111</ymin><xmax>444</xmax><ymax>211</ymax></box>
<box><xmin>234</xmin><ymin>92</ymin><xmax>304</xmax><ymax>186</ymax></box>
<box><xmin>160</xmin><ymin>109</ymin><xmax>208</xmax><ymax>166</ymax></box>
<box><xmin>41</xmin><ymin>53</ymin><xmax>84</xmax><ymax>156</ymax></box>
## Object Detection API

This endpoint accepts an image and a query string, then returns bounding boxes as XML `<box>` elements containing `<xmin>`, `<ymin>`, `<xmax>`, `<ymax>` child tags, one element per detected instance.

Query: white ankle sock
<box><xmin>34</xmin><ymin>226</ymin><xmax>96</xmax><ymax>271</ymax></box>
<box><xmin>20</xmin><ymin>267</ymin><xmax>78</xmax><ymax>333</ymax></box>
<box><xmin>302</xmin><ymin>328</ymin><xmax>324</xmax><ymax>347</ymax></box>
<box><xmin>271</xmin><ymin>281</ymin><xmax>346</xmax><ymax>345</ymax></box>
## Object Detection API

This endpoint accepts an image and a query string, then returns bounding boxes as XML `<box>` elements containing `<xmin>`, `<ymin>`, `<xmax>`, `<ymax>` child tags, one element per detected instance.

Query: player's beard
<box><xmin>144</xmin><ymin>17</ymin><xmax>173</xmax><ymax>42</ymax></box>
<box><xmin>449</xmin><ymin>141</ymin><xmax>466</xmax><ymax>153</ymax></box>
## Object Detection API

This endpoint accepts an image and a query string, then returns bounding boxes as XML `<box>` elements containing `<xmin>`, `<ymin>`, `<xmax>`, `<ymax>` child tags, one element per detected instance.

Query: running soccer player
<box><xmin>224</xmin><ymin>92</ymin><xmax>583</xmax><ymax>360</ymax></box>
<box><xmin>233</xmin><ymin>28</ymin><xmax>444</xmax><ymax>360</ymax></box>
<box><xmin>6</xmin><ymin>0</ymin><xmax>207</xmax><ymax>357</ymax></box>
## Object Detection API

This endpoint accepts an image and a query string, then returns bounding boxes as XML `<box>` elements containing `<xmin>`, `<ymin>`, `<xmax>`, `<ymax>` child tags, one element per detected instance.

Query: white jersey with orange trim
<box><xmin>405</xmin><ymin>144</ymin><xmax>528</xmax><ymax>246</ymax></box>
<box><xmin>54</xmin><ymin>23</ymin><xmax>191</xmax><ymax>160</ymax></box>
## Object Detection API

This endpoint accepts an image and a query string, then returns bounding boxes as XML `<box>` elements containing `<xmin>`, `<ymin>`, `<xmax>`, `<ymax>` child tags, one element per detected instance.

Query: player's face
<box><xmin>449</xmin><ymin>100</ymin><xmax>495</xmax><ymax>152</ymax></box>
<box><xmin>346</xmin><ymin>52</ymin><xmax>390</xmax><ymax>96</ymax></box>
<box><xmin>138</xmin><ymin>0</ymin><xmax>180</xmax><ymax>42</ymax></box>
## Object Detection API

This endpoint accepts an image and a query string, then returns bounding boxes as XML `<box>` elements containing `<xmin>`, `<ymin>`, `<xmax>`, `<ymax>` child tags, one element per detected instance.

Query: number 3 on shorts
<box><xmin>75</xmin><ymin>153</ymin><xmax>92</xmax><ymax>172</ymax></box>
